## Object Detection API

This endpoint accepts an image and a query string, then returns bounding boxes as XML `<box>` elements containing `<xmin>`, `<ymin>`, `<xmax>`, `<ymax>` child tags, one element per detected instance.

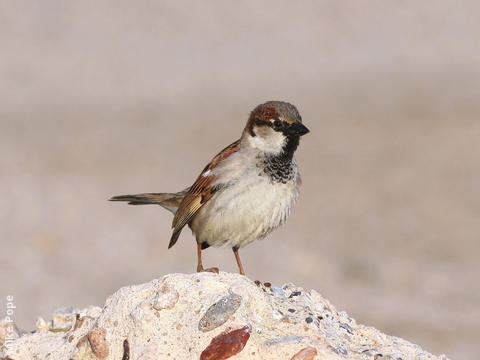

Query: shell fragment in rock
<box><xmin>152</xmin><ymin>283</ymin><xmax>179</xmax><ymax>311</ymax></box>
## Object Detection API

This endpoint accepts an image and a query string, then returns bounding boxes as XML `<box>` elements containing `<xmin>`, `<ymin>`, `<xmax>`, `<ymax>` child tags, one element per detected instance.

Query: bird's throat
<box><xmin>260</xmin><ymin>135</ymin><xmax>299</xmax><ymax>184</ymax></box>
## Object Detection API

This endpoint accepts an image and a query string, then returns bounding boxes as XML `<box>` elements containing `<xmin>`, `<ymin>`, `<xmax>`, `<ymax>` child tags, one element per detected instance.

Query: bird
<box><xmin>110</xmin><ymin>101</ymin><xmax>309</xmax><ymax>275</ymax></box>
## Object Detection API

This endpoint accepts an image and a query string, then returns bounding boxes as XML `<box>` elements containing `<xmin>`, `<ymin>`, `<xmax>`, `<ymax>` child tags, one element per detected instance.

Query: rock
<box><xmin>291</xmin><ymin>346</ymin><xmax>318</xmax><ymax>360</ymax></box>
<box><xmin>0</xmin><ymin>272</ymin><xmax>449</xmax><ymax>360</ymax></box>
<box><xmin>87</xmin><ymin>328</ymin><xmax>109</xmax><ymax>359</ymax></box>
<box><xmin>200</xmin><ymin>325</ymin><xmax>251</xmax><ymax>360</ymax></box>
<box><xmin>198</xmin><ymin>293</ymin><xmax>242</xmax><ymax>332</ymax></box>
<box><xmin>152</xmin><ymin>283</ymin><xmax>179</xmax><ymax>311</ymax></box>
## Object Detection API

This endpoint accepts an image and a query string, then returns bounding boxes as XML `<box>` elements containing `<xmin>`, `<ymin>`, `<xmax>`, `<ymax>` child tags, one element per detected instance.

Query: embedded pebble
<box><xmin>199</xmin><ymin>293</ymin><xmax>242</xmax><ymax>332</ymax></box>
<box><xmin>229</xmin><ymin>280</ymin><xmax>253</xmax><ymax>298</ymax></box>
<box><xmin>272</xmin><ymin>309</ymin><xmax>284</xmax><ymax>320</ymax></box>
<box><xmin>152</xmin><ymin>283</ymin><xmax>179</xmax><ymax>311</ymax></box>
<box><xmin>265</xmin><ymin>335</ymin><xmax>309</xmax><ymax>346</ymax></box>
<box><xmin>35</xmin><ymin>317</ymin><xmax>50</xmax><ymax>332</ymax></box>
<box><xmin>122</xmin><ymin>339</ymin><xmax>129</xmax><ymax>360</ymax></box>
<box><xmin>200</xmin><ymin>325</ymin><xmax>251</xmax><ymax>360</ymax></box>
<box><xmin>340</xmin><ymin>322</ymin><xmax>354</xmax><ymax>334</ymax></box>
<box><xmin>289</xmin><ymin>291</ymin><xmax>302</xmax><ymax>298</ymax></box>
<box><xmin>270</xmin><ymin>285</ymin><xmax>287</xmax><ymax>299</ymax></box>
<box><xmin>362</xmin><ymin>349</ymin><xmax>374</xmax><ymax>356</ymax></box>
<box><xmin>87</xmin><ymin>327</ymin><xmax>109</xmax><ymax>359</ymax></box>
<box><xmin>290</xmin><ymin>346</ymin><xmax>318</xmax><ymax>360</ymax></box>
<box><xmin>51</xmin><ymin>307</ymin><xmax>77</xmax><ymax>332</ymax></box>
<box><xmin>73</xmin><ymin>316</ymin><xmax>85</xmax><ymax>330</ymax></box>
<box><xmin>131</xmin><ymin>301</ymin><xmax>155</xmax><ymax>324</ymax></box>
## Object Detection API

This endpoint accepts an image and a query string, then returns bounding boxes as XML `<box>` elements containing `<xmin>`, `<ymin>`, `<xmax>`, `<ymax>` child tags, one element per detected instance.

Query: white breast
<box><xmin>190</xmin><ymin>151</ymin><xmax>300</xmax><ymax>249</ymax></box>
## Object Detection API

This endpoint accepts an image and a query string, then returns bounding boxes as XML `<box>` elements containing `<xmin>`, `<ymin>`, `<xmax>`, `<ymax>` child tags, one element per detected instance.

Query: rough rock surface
<box><xmin>0</xmin><ymin>272</ymin><xmax>448</xmax><ymax>360</ymax></box>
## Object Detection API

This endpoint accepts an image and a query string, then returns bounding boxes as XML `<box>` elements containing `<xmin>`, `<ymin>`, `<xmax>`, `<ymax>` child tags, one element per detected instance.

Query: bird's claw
<box><xmin>197</xmin><ymin>266</ymin><xmax>219</xmax><ymax>274</ymax></box>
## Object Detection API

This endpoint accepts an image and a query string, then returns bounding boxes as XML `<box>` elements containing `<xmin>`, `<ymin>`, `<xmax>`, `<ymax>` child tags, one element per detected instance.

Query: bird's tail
<box><xmin>109</xmin><ymin>188</ymin><xmax>189</xmax><ymax>215</ymax></box>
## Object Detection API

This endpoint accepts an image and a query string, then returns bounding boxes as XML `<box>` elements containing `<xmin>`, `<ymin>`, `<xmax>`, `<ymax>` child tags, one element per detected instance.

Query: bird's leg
<box><xmin>196</xmin><ymin>242</ymin><xmax>204</xmax><ymax>272</ymax></box>
<box><xmin>233</xmin><ymin>247</ymin><xmax>245</xmax><ymax>275</ymax></box>
<box><xmin>196</xmin><ymin>242</ymin><xmax>219</xmax><ymax>274</ymax></box>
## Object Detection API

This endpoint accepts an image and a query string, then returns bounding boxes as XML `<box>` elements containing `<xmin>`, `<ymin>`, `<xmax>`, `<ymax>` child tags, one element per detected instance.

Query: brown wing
<box><xmin>168</xmin><ymin>139</ymin><xmax>240</xmax><ymax>248</ymax></box>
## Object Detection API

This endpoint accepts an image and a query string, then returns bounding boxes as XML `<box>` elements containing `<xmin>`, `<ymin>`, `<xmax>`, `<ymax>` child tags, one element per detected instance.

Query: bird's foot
<box><xmin>196</xmin><ymin>265</ymin><xmax>219</xmax><ymax>274</ymax></box>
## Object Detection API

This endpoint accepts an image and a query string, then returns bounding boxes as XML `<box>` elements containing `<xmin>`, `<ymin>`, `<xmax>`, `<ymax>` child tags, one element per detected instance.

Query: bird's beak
<box><xmin>288</xmin><ymin>122</ymin><xmax>310</xmax><ymax>136</ymax></box>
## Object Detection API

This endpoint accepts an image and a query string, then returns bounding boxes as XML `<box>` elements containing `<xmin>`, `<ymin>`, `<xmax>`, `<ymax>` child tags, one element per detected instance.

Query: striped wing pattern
<box><xmin>168</xmin><ymin>139</ymin><xmax>240</xmax><ymax>248</ymax></box>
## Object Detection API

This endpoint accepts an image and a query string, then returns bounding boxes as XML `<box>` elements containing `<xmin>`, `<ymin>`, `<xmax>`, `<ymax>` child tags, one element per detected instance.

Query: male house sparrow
<box><xmin>110</xmin><ymin>101</ymin><xmax>309</xmax><ymax>275</ymax></box>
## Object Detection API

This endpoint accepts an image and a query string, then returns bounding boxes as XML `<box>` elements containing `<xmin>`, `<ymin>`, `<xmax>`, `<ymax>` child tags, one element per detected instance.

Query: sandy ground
<box><xmin>1</xmin><ymin>2</ymin><xmax>479</xmax><ymax>359</ymax></box>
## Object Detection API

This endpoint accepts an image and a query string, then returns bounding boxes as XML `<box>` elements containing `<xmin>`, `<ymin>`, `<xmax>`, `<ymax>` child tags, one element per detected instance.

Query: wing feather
<box><xmin>168</xmin><ymin>139</ymin><xmax>240</xmax><ymax>248</ymax></box>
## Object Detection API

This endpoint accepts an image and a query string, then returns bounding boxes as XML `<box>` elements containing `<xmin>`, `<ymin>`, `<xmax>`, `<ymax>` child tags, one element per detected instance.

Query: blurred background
<box><xmin>1</xmin><ymin>1</ymin><xmax>479</xmax><ymax>359</ymax></box>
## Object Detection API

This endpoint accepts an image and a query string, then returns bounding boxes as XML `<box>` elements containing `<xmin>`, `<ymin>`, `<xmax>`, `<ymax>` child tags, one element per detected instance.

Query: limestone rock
<box><xmin>0</xmin><ymin>272</ymin><xmax>449</xmax><ymax>360</ymax></box>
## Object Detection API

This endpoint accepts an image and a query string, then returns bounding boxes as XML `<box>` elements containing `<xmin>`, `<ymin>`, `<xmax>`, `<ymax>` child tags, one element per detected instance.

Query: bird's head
<box><xmin>243</xmin><ymin>101</ymin><xmax>309</xmax><ymax>156</ymax></box>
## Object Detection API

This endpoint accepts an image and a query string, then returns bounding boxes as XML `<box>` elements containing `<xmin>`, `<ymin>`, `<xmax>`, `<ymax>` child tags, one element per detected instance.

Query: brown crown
<box><xmin>246</xmin><ymin>101</ymin><xmax>302</xmax><ymax>136</ymax></box>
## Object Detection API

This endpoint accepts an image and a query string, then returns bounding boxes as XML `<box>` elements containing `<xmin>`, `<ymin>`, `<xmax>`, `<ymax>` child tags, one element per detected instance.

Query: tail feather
<box><xmin>109</xmin><ymin>188</ymin><xmax>189</xmax><ymax>215</ymax></box>
<box><xmin>168</xmin><ymin>229</ymin><xmax>182</xmax><ymax>249</ymax></box>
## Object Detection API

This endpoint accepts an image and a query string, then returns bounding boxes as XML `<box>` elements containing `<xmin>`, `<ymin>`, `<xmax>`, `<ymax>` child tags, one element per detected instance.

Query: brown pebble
<box><xmin>200</xmin><ymin>325</ymin><xmax>251</xmax><ymax>360</ymax></box>
<box><xmin>73</xmin><ymin>316</ymin><xmax>84</xmax><ymax>330</ymax></box>
<box><xmin>87</xmin><ymin>328</ymin><xmax>109</xmax><ymax>359</ymax></box>
<box><xmin>77</xmin><ymin>335</ymin><xmax>88</xmax><ymax>347</ymax></box>
<box><xmin>74</xmin><ymin>315</ymin><xmax>95</xmax><ymax>330</ymax></box>
<box><xmin>290</xmin><ymin>346</ymin><xmax>318</xmax><ymax>360</ymax></box>
<box><xmin>254</xmin><ymin>280</ymin><xmax>261</xmax><ymax>286</ymax></box>
<box><xmin>263</xmin><ymin>282</ymin><xmax>271</xmax><ymax>288</ymax></box>
<box><xmin>122</xmin><ymin>339</ymin><xmax>130</xmax><ymax>360</ymax></box>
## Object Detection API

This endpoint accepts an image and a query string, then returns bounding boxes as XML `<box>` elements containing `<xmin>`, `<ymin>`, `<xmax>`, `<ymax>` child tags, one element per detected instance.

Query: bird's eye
<box><xmin>273</xmin><ymin>119</ymin><xmax>282</xmax><ymax>128</ymax></box>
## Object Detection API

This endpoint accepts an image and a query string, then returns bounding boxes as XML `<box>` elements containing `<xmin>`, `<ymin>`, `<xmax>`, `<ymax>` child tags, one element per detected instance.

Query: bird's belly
<box><xmin>190</xmin><ymin>178</ymin><xmax>299</xmax><ymax>249</ymax></box>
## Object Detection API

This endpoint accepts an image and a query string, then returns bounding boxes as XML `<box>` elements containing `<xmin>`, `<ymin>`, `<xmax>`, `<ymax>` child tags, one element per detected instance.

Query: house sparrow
<box><xmin>110</xmin><ymin>101</ymin><xmax>309</xmax><ymax>275</ymax></box>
